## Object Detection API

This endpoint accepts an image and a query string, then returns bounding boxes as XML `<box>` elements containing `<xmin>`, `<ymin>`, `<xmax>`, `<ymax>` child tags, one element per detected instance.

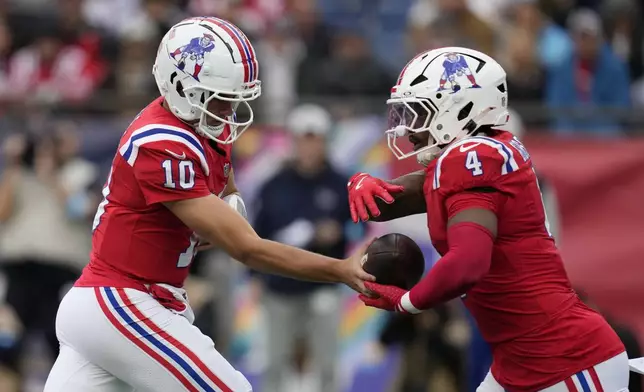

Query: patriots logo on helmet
<box><xmin>438</xmin><ymin>52</ymin><xmax>481</xmax><ymax>93</ymax></box>
<box><xmin>169</xmin><ymin>33</ymin><xmax>216</xmax><ymax>81</ymax></box>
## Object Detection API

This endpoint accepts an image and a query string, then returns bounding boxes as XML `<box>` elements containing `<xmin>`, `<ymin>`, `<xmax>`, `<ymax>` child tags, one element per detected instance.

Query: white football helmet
<box><xmin>153</xmin><ymin>17</ymin><xmax>261</xmax><ymax>144</ymax></box>
<box><xmin>386</xmin><ymin>47</ymin><xmax>509</xmax><ymax>164</ymax></box>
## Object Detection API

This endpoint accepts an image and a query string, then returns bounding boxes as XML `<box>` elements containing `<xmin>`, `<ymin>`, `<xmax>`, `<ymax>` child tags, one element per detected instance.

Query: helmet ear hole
<box><xmin>457</xmin><ymin>102</ymin><xmax>474</xmax><ymax>121</ymax></box>
<box><xmin>199</xmin><ymin>91</ymin><xmax>213</xmax><ymax>105</ymax></box>
<box><xmin>176</xmin><ymin>81</ymin><xmax>186</xmax><ymax>98</ymax></box>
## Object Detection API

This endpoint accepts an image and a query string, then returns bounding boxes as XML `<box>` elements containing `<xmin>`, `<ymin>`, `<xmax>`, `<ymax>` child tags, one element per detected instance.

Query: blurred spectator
<box><xmin>405</xmin><ymin>15</ymin><xmax>436</xmax><ymax>56</ymax></box>
<box><xmin>7</xmin><ymin>0</ymin><xmax>54</xmax><ymax>14</ymax></box>
<box><xmin>0</xmin><ymin>126</ymin><xmax>99</xmax><ymax>390</ymax></box>
<box><xmin>55</xmin><ymin>0</ymin><xmax>116</xmax><ymax>89</ymax></box>
<box><xmin>540</xmin><ymin>0</ymin><xmax>601</xmax><ymax>27</ymax></box>
<box><xmin>289</xmin><ymin>0</ymin><xmax>332</xmax><ymax>60</ymax></box>
<box><xmin>506</xmin><ymin>0</ymin><xmax>572</xmax><ymax>69</ymax></box>
<box><xmin>188</xmin><ymin>0</ymin><xmax>236</xmax><ymax>20</ymax></box>
<box><xmin>378</xmin><ymin>306</ymin><xmax>466</xmax><ymax>392</ymax></box>
<box><xmin>188</xmin><ymin>248</ymin><xmax>243</xmax><ymax>359</ymax></box>
<box><xmin>119</xmin><ymin>0</ymin><xmax>186</xmax><ymax>45</ymax></box>
<box><xmin>436</xmin><ymin>0</ymin><xmax>495</xmax><ymax>54</ymax></box>
<box><xmin>600</xmin><ymin>0</ymin><xmax>644</xmax><ymax>81</ymax></box>
<box><xmin>5</xmin><ymin>22</ymin><xmax>106</xmax><ymax>106</ymax></box>
<box><xmin>466</xmin><ymin>310</ymin><xmax>491</xmax><ymax>392</ymax></box>
<box><xmin>57</xmin><ymin>0</ymin><xmax>97</xmax><ymax>40</ymax></box>
<box><xmin>256</xmin><ymin>19</ymin><xmax>305</xmax><ymax>125</ymax></box>
<box><xmin>407</xmin><ymin>0</ymin><xmax>496</xmax><ymax>55</ymax></box>
<box><xmin>466</xmin><ymin>0</ymin><xmax>515</xmax><ymax>26</ymax></box>
<box><xmin>184</xmin><ymin>251</ymin><xmax>220</xmax><ymax>347</ymax></box>
<box><xmin>405</xmin><ymin>0</ymin><xmax>449</xmax><ymax>54</ymax></box>
<box><xmin>140</xmin><ymin>0</ymin><xmax>186</xmax><ymax>44</ymax></box>
<box><xmin>545</xmin><ymin>8</ymin><xmax>630</xmax><ymax>135</ymax></box>
<box><xmin>114</xmin><ymin>22</ymin><xmax>158</xmax><ymax>107</ymax></box>
<box><xmin>82</xmin><ymin>0</ymin><xmax>147</xmax><ymax>38</ymax></box>
<box><xmin>297</xmin><ymin>28</ymin><xmax>392</xmax><ymax>109</ymax></box>
<box><xmin>252</xmin><ymin>104</ymin><xmax>353</xmax><ymax>392</ymax></box>
<box><xmin>0</xmin><ymin>16</ymin><xmax>10</xmax><ymax>104</ymax></box>
<box><xmin>499</xmin><ymin>28</ymin><xmax>545</xmax><ymax>102</ymax></box>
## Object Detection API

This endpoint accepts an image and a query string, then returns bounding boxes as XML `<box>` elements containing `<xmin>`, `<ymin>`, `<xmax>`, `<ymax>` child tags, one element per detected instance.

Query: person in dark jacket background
<box><xmin>545</xmin><ymin>8</ymin><xmax>630</xmax><ymax>135</ymax></box>
<box><xmin>251</xmin><ymin>104</ymin><xmax>357</xmax><ymax>392</ymax></box>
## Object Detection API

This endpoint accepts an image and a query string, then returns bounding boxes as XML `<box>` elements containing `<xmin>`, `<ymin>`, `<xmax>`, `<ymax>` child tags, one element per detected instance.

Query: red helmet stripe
<box><xmin>397</xmin><ymin>52</ymin><xmax>426</xmax><ymax>85</ymax></box>
<box><xmin>206</xmin><ymin>18</ymin><xmax>255</xmax><ymax>83</ymax></box>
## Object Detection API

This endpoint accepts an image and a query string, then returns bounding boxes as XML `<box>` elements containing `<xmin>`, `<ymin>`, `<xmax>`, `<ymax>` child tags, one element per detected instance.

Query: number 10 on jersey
<box><xmin>162</xmin><ymin>159</ymin><xmax>195</xmax><ymax>189</ymax></box>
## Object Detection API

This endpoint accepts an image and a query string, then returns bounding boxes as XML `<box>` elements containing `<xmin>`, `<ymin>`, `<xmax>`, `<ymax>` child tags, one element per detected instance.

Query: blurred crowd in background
<box><xmin>0</xmin><ymin>0</ymin><xmax>643</xmax><ymax>391</ymax></box>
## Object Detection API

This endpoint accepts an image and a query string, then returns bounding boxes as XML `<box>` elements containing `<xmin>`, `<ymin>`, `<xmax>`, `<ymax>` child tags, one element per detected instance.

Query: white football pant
<box><xmin>44</xmin><ymin>286</ymin><xmax>252</xmax><ymax>392</ymax></box>
<box><xmin>477</xmin><ymin>351</ymin><xmax>628</xmax><ymax>392</ymax></box>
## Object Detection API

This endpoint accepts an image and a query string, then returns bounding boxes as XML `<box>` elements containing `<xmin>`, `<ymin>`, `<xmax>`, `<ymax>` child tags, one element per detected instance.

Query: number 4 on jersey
<box><xmin>465</xmin><ymin>150</ymin><xmax>483</xmax><ymax>176</ymax></box>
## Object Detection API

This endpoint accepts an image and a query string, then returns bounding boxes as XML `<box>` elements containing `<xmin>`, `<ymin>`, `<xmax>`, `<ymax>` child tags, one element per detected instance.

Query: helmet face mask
<box><xmin>386</xmin><ymin>99</ymin><xmax>439</xmax><ymax>162</ymax></box>
<box><xmin>386</xmin><ymin>47</ymin><xmax>509</xmax><ymax>164</ymax></box>
<box><xmin>153</xmin><ymin>17</ymin><xmax>261</xmax><ymax>144</ymax></box>
<box><xmin>184</xmin><ymin>85</ymin><xmax>259</xmax><ymax>144</ymax></box>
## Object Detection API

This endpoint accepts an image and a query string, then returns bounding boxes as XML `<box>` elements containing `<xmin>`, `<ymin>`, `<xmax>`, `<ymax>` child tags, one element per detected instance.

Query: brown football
<box><xmin>361</xmin><ymin>233</ymin><xmax>425</xmax><ymax>290</ymax></box>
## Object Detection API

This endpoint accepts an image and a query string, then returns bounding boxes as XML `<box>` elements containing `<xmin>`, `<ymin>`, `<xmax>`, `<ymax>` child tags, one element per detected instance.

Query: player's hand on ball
<box><xmin>341</xmin><ymin>239</ymin><xmax>377</xmax><ymax>295</ymax></box>
<box><xmin>359</xmin><ymin>282</ymin><xmax>408</xmax><ymax>313</ymax></box>
<box><xmin>347</xmin><ymin>173</ymin><xmax>404</xmax><ymax>222</ymax></box>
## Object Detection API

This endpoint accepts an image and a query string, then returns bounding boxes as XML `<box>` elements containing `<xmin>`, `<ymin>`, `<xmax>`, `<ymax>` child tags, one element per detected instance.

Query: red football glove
<box><xmin>347</xmin><ymin>173</ymin><xmax>404</xmax><ymax>222</ymax></box>
<box><xmin>358</xmin><ymin>282</ymin><xmax>409</xmax><ymax>313</ymax></box>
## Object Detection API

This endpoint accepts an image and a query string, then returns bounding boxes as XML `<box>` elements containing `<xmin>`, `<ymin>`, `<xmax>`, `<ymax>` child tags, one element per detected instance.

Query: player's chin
<box><xmin>205</xmin><ymin>120</ymin><xmax>223</xmax><ymax>128</ymax></box>
<box><xmin>413</xmin><ymin>143</ymin><xmax>425</xmax><ymax>151</ymax></box>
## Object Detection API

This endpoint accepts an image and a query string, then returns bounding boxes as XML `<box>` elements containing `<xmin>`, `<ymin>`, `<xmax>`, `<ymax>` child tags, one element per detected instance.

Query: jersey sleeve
<box><xmin>432</xmin><ymin>139</ymin><xmax>521</xmax><ymax>197</ymax></box>
<box><xmin>445</xmin><ymin>191</ymin><xmax>505</xmax><ymax>219</ymax></box>
<box><xmin>126</xmin><ymin>141</ymin><xmax>211</xmax><ymax>205</ymax></box>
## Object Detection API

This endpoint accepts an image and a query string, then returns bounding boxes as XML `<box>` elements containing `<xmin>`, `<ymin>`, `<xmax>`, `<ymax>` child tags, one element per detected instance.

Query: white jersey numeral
<box><xmin>162</xmin><ymin>160</ymin><xmax>195</xmax><ymax>189</ymax></box>
<box><xmin>177</xmin><ymin>233</ymin><xmax>198</xmax><ymax>268</ymax></box>
<box><xmin>533</xmin><ymin>168</ymin><xmax>553</xmax><ymax>237</ymax></box>
<box><xmin>92</xmin><ymin>168</ymin><xmax>113</xmax><ymax>232</ymax></box>
<box><xmin>465</xmin><ymin>150</ymin><xmax>484</xmax><ymax>176</ymax></box>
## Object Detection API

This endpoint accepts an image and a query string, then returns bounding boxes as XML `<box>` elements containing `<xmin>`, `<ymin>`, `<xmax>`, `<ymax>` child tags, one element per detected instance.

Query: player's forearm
<box><xmin>402</xmin><ymin>222</ymin><xmax>493</xmax><ymax>312</ymax></box>
<box><xmin>239</xmin><ymin>237</ymin><xmax>343</xmax><ymax>283</ymax></box>
<box><xmin>166</xmin><ymin>195</ymin><xmax>343</xmax><ymax>284</ymax></box>
<box><xmin>371</xmin><ymin>170</ymin><xmax>427</xmax><ymax>222</ymax></box>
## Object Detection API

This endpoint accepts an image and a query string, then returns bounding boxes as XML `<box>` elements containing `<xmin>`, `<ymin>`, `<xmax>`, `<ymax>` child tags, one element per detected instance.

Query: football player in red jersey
<box><xmin>348</xmin><ymin>47</ymin><xmax>628</xmax><ymax>391</ymax></box>
<box><xmin>44</xmin><ymin>18</ymin><xmax>373</xmax><ymax>392</ymax></box>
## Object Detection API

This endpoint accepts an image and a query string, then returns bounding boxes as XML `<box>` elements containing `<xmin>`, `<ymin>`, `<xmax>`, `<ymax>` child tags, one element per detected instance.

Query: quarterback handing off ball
<box><xmin>361</xmin><ymin>233</ymin><xmax>425</xmax><ymax>290</ymax></box>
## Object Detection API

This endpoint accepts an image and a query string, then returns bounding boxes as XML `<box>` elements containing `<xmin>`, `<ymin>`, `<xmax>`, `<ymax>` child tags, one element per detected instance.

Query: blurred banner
<box><xmin>526</xmin><ymin>136</ymin><xmax>644</xmax><ymax>343</ymax></box>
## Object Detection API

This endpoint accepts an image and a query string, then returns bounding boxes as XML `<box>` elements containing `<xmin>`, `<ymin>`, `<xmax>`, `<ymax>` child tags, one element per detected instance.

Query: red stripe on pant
<box><xmin>588</xmin><ymin>367</ymin><xmax>605</xmax><ymax>392</ymax></box>
<box><xmin>116</xmin><ymin>288</ymin><xmax>233</xmax><ymax>392</ymax></box>
<box><xmin>564</xmin><ymin>377</ymin><xmax>578</xmax><ymax>391</ymax></box>
<box><xmin>94</xmin><ymin>287</ymin><xmax>200</xmax><ymax>392</ymax></box>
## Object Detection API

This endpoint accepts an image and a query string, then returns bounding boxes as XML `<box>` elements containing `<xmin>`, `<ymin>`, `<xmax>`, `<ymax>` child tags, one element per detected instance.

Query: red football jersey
<box><xmin>75</xmin><ymin>97</ymin><xmax>232</xmax><ymax>289</ymax></box>
<box><xmin>423</xmin><ymin>130</ymin><xmax>624</xmax><ymax>391</ymax></box>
